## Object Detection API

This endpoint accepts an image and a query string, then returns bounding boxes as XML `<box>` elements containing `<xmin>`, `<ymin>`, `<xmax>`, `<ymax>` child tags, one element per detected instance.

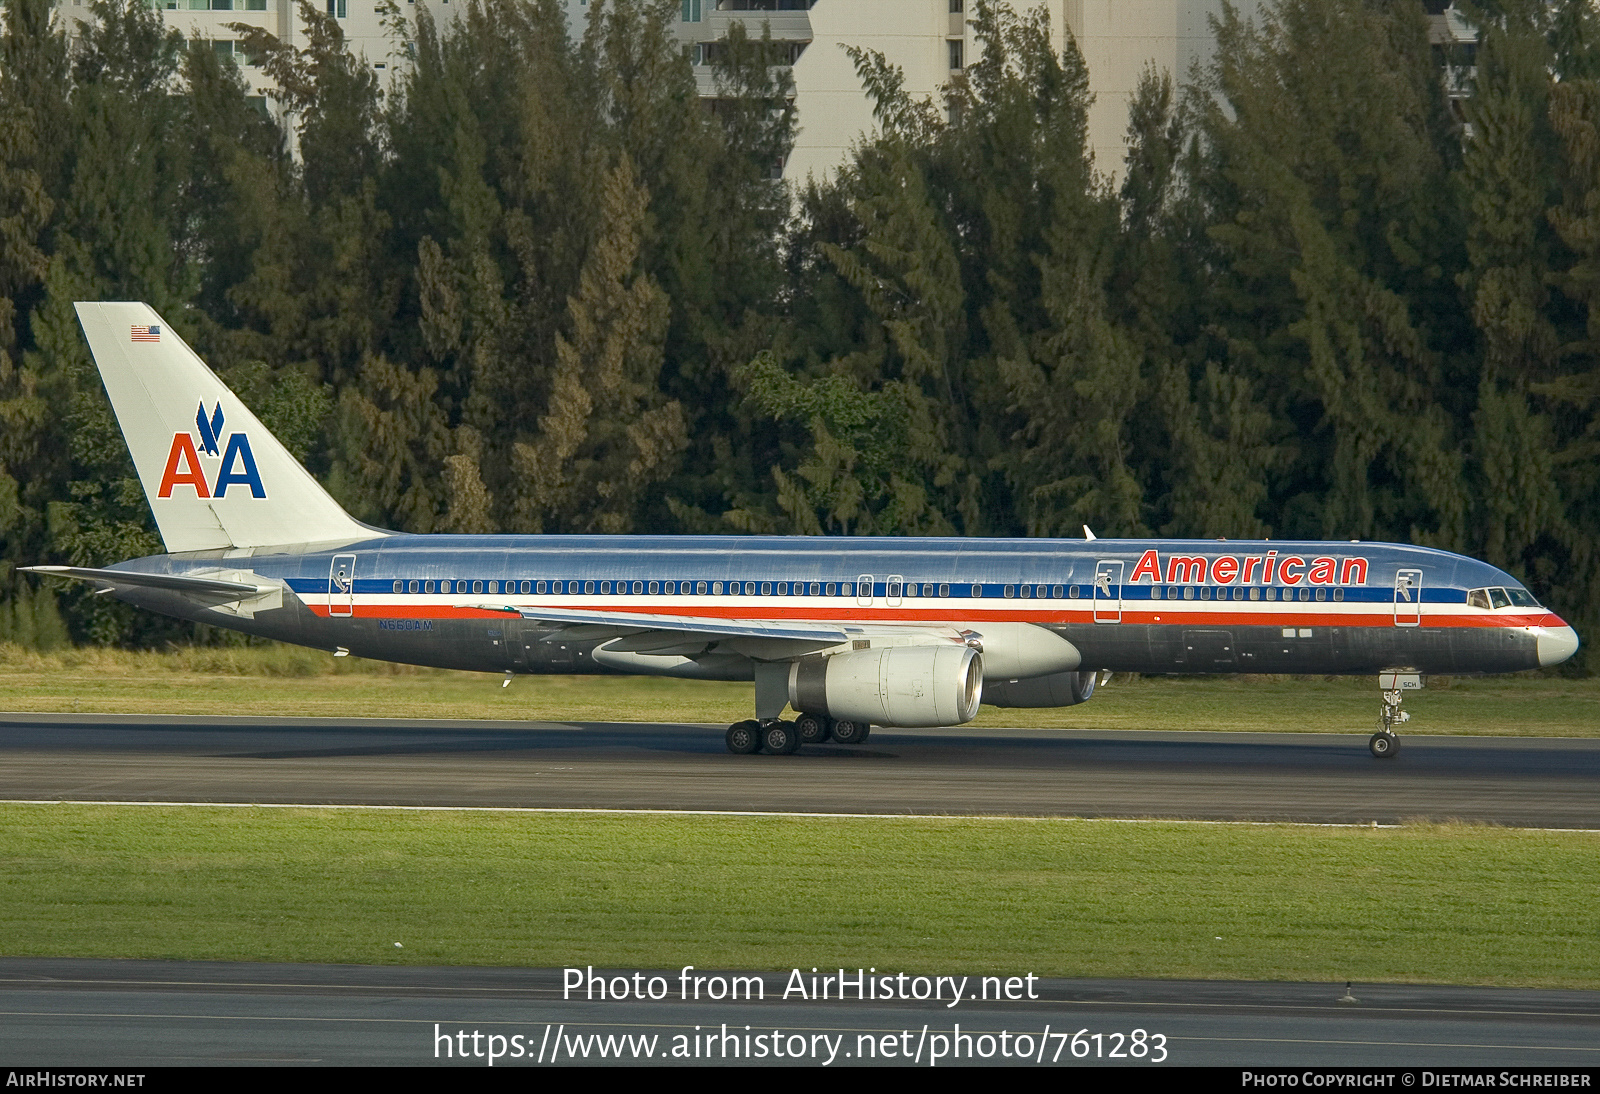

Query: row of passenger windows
<box><xmin>1153</xmin><ymin>586</ymin><xmax>1346</xmax><ymax>602</ymax></box>
<box><xmin>388</xmin><ymin>578</ymin><xmax>1349</xmax><ymax>601</ymax></box>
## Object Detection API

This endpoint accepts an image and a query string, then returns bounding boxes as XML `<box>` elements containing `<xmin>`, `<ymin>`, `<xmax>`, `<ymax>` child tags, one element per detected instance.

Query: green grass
<box><xmin>0</xmin><ymin>804</ymin><xmax>1595</xmax><ymax>988</ymax></box>
<box><xmin>0</xmin><ymin>643</ymin><xmax>1594</xmax><ymax>735</ymax></box>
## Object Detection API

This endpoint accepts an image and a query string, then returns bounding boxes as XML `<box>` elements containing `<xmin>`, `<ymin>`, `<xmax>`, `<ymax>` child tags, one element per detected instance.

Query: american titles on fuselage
<box><xmin>1128</xmin><ymin>549</ymin><xmax>1365</xmax><ymax>588</ymax></box>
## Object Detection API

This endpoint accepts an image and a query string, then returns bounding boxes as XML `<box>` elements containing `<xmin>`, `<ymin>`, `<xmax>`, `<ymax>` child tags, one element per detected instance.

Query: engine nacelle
<box><xmin>983</xmin><ymin>669</ymin><xmax>1097</xmax><ymax>708</ymax></box>
<box><xmin>976</xmin><ymin>622</ymin><xmax>1081</xmax><ymax>682</ymax></box>
<box><xmin>788</xmin><ymin>645</ymin><xmax>983</xmax><ymax>728</ymax></box>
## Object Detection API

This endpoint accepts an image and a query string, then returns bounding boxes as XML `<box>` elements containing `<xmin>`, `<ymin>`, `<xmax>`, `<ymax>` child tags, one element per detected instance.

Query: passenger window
<box><xmin>1299</xmin><ymin>588</ymin><xmax>1310</xmax><ymax>601</ymax></box>
<box><xmin>599</xmin><ymin>581</ymin><xmax>610</xmax><ymax>594</ymax></box>
<box><xmin>1020</xmin><ymin>585</ymin><xmax>1031</xmax><ymax>599</ymax></box>
<box><xmin>664</xmin><ymin>581</ymin><xmax>675</xmax><ymax>594</ymax></box>
<box><xmin>940</xmin><ymin>583</ymin><xmax>950</xmax><ymax>597</ymax></box>
<box><xmin>889</xmin><ymin>581</ymin><xmax>903</xmax><ymax>598</ymax></box>
<box><xmin>810</xmin><ymin>582</ymin><xmax>821</xmax><ymax>595</ymax></box>
<box><xmin>1489</xmin><ymin>587</ymin><xmax>1510</xmax><ymax>609</ymax></box>
<box><xmin>1068</xmin><ymin>585</ymin><xmax>1079</xmax><ymax>598</ymax></box>
<box><xmin>537</xmin><ymin>581</ymin><xmax>547</xmax><ymax>594</ymax></box>
<box><xmin>1315</xmin><ymin>588</ymin><xmax>1326</xmax><ymax>601</ymax></box>
<box><xmin>1333</xmin><ymin>588</ymin><xmax>1344</xmax><ymax>601</ymax></box>
<box><xmin>777</xmin><ymin>582</ymin><xmax>787</xmax><ymax>595</ymax></box>
<box><xmin>408</xmin><ymin>580</ymin><xmax>418</xmax><ymax>593</ymax></box>
<box><xmin>1052</xmin><ymin>585</ymin><xmax>1064</xmax><ymax>598</ymax></box>
<box><xmin>826</xmin><ymin>583</ymin><xmax>837</xmax><ymax>596</ymax></box>
<box><xmin>473</xmin><ymin>580</ymin><xmax>483</xmax><ymax>594</ymax></box>
<box><xmin>698</xmin><ymin>581</ymin><xmax>709</xmax><ymax>595</ymax></box>
<box><xmin>711</xmin><ymin>582</ymin><xmax>723</xmax><ymax>595</ymax></box>
<box><xmin>926</xmin><ymin>584</ymin><xmax>936</xmax><ymax>597</ymax></box>
<box><xmin>1199</xmin><ymin>587</ymin><xmax>1211</xmax><ymax>601</ymax></box>
<box><xmin>584</xmin><ymin>581</ymin><xmax>595</xmax><ymax>594</ymax></box>
<box><xmin>1168</xmin><ymin>587</ymin><xmax>1179</xmax><ymax>600</ymax></box>
<box><xmin>971</xmin><ymin>584</ymin><xmax>983</xmax><ymax>597</ymax></box>
<box><xmin>1250</xmin><ymin>587</ymin><xmax>1261</xmax><ymax>601</ymax></box>
<box><xmin>1183</xmin><ymin>587</ymin><xmax>1195</xmax><ymax>600</ymax></box>
<box><xmin>427</xmin><ymin>580</ymin><xmax>436</xmax><ymax>593</ymax></box>
<box><xmin>1265</xmin><ymin>588</ymin><xmax>1277</xmax><ymax>601</ymax></box>
<box><xmin>761</xmin><ymin>582</ymin><xmax>771</xmax><ymax>595</ymax></box>
<box><xmin>844</xmin><ymin>583</ymin><xmax>854</xmax><ymax>597</ymax></box>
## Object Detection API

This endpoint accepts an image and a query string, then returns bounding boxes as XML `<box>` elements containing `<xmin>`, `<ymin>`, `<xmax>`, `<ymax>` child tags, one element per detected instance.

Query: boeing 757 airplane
<box><xmin>24</xmin><ymin>303</ymin><xmax>1580</xmax><ymax>757</ymax></box>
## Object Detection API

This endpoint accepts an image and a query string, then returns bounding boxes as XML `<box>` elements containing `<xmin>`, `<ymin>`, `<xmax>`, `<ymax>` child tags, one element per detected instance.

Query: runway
<box><xmin>2</xmin><ymin>958</ymin><xmax>1597</xmax><ymax>1067</ymax></box>
<box><xmin>1</xmin><ymin>713</ymin><xmax>1598</xmax><ymax>827</ymax></box>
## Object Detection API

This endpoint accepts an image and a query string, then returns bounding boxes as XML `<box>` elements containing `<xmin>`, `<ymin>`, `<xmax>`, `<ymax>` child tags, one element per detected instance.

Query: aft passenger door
<box><xmin>1093</xmin><ymin>560</ymin><xmax>1123</xmax><ymax>623</ymax></box>
<box><xmin>1393</xmin><ymin>568</ymin><xmax>1422</xmax><ymax>627</ymax></box>
<box><xmin>328</xmin><ymin>553</ymin><xmax>356</xmax><ymax>618</ymax></box>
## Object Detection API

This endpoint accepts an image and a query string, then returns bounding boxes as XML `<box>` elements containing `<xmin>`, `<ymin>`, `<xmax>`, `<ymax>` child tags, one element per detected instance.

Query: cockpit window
<box><xmin>1488</xmin><ymin>587</ymin><xmax>1511</xmax><ymax>609</ymax></box>
<box><xmin>1467</xmin><ymin>589</ymin><xmax>1490</xmax><ymax>610</ymax></box>
<box><xmin>1506</xmin><ymin>588</ymin><xmax>1540</xmax><ymax>608</ymax></box>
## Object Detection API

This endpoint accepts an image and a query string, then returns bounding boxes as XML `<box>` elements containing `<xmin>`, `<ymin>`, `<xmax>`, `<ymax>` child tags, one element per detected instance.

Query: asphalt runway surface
<box><xmin>1</xmin><ymin>713</ymin><xmax>1598</xmax><ymax>827</ymax></box>
<box><xmin>2</xmin><ymin>959</ymin><xmax>1598</xmax><ymax>1067</ymax></box>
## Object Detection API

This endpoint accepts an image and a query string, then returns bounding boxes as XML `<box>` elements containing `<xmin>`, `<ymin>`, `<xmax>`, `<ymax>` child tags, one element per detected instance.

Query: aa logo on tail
<box><xmin>157</xmin><ymin>401</ymin><xmax>266</xmax><ymax>499</ymax></box>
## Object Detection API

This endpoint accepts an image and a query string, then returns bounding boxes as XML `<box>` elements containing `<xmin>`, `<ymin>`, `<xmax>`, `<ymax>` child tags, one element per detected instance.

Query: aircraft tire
<box><xmin>831</xmin><ymin>719</ymin><xmax>869</xmax><ymax>745</ymax></box>
<box><xmin>795</xmin><ymin>713</ymin><xmax>831</xmax><ymax>744</ymax></box>
<box><xmin>726</xmin><ymin>720</ymin><xmax>760</xmax><ymax>754</ymax></box>
<box><xmin>1369</xmin><ymin>732</ymin><xmax>1399</xmax><ymax>759</ymax></box>
<box><xmin>762</xmin><ymin>720</ymin><xmax>801</xmax><ymax>755</ymax></box>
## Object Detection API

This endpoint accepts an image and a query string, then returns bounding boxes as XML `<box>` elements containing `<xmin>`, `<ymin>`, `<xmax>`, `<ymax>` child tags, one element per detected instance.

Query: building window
<box><xmin>326</xmin><ymin>0</ymin><xmax>346</xmax><ymax>16</ymax></box>
<box><xmin>948</xmin><ymin>39</ymin><xmax>963</xmax><ymax>69</ymax></box>
<box><xmin>949</xmin><ymin>0</ymin><xmax>963</xmax><ymax>11</ymax></box>
<box><xmin>681</xmin><ymin>0</ymin><xmax>700</xmax><ymax>22</ymax></box>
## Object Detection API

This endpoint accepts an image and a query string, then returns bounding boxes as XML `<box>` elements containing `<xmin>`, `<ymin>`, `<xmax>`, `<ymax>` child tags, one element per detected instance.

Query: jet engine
<box><xmin>788</xmin><ymin>645</ymin><xmax>983</xmax><ymax>728</ymax></box>
<box><xmin>982</xmin><ymin>669</ymin><xmax>1097</xmax><ymax>708</ymax></box>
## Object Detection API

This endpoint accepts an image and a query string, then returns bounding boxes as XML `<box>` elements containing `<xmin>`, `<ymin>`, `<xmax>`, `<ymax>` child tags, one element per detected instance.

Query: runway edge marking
<box><xmin>2</xmin><ymin>799</ymin><xmax>1597</xmax><ymax>833</ymax></box>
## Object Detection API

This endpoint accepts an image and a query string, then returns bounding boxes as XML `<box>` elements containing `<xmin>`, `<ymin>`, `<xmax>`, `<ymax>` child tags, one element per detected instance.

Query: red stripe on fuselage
<box><xmin>303</xmin><ymin>602</ymin><xmax>1561</xmax><ymax>630</ymax></box>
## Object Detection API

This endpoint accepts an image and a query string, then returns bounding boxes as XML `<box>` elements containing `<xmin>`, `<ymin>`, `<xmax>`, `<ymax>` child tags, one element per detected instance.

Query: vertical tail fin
<box><xmin>74</xmin><ymin>301</ymin><xmax>381</xmax><ymax>552</ymax></box>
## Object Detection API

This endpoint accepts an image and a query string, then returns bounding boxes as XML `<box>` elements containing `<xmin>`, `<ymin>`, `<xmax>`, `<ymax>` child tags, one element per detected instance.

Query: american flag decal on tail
<box><xmin>130</xmin><ymin>324</ymin><xmax>161</xmax><ymax>342</ymax></box>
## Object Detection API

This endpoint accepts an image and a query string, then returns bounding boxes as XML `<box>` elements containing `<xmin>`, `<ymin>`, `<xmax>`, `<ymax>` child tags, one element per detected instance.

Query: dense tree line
<box><xmin>0</xmin><ymin>0</ymin><xmax>1594</xmax><ymax>669</ymax></box>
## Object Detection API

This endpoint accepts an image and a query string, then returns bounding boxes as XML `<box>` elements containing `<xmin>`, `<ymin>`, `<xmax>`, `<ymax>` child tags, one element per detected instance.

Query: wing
<box><xmin>466</xmin><ymin>602</ymin><xmax>854</xmax><ymax>658</ymax></box>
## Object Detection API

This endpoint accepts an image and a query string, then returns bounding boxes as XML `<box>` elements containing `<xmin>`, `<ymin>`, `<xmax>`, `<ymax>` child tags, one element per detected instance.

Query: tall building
<box><xmin>672</xmin><ymin>1</ymin><xmax>1265</xmax><ymax>182</ymax></box>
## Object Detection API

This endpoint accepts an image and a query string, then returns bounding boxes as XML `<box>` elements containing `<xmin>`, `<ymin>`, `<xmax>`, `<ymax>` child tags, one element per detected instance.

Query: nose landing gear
<box><xmin>1369</xmin><ymin>678</ymin><xmax>1418</xmax><ymax>759</ymax></box>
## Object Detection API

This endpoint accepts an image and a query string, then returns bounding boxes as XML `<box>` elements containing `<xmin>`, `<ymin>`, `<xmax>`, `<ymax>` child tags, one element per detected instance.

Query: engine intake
<box><xmin>788</xmin><ymin>645</ymin><xmax>983</xmax><ymax>728</ymax></box>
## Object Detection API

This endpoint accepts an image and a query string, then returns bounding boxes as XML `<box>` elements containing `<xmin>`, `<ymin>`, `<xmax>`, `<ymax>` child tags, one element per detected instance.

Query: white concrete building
<box><xmin>673</xmin><ymin>1</ymin><xmax>1265</xmax><ymax>183</ymax></box>
<box><xmin>53</xmin><ymin>0</ymin><xmax>1266</xmax><ymax>181</ymax></box>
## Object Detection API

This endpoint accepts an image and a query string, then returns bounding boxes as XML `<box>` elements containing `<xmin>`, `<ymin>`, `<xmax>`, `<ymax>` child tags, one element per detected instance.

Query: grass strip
<box><xmin>0</xmin><ymin>804</ymin><xmax>1595</xmax><ymax>988</ymax></box>
<box><xmin>0</xmin><ymin>643</ymin><xmax>1595</xmax><ymax>735</ymax></box>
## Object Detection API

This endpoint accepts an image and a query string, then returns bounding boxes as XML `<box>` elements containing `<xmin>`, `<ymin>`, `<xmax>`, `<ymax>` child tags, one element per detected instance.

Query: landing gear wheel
<box><xmin>831</xmin><ymin>719</ymin><xmax>869</xmax><ymax>745</ymax></box>
<box><xmin>795</xmin><ymin>713</ymin><xmax>831</xmax><ymax>744</ymax></box>
<box><xmin>726</xmin><ymin>720</ymin><xmax>760</xmax><ymax>754</ymax></box>
<box><xmin>1369</xmin><ymin>732</ymin><xmax>1399</xmax><ymax>759</ymax></box>
<box><xmin>762</xmin><ymin>720</ymin><xmax>801</xmax><ymax>755</ymax></box>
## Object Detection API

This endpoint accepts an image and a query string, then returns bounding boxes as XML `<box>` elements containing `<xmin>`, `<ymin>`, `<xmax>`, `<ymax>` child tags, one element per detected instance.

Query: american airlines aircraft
<box><xmin>26</xmin><ymin>303</ymin><xmax>1580</xmax><ymax>758</ymax></box>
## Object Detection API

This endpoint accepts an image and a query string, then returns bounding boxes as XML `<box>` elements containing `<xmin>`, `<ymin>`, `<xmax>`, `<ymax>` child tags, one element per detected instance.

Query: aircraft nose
<box><xmin>1538</xmin><ymin>624</ymin><xmax>1580</xmax><ymax>668</ymax></box>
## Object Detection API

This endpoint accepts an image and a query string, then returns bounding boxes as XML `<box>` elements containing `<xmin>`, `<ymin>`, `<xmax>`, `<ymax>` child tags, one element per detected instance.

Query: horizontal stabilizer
<box><xmin>23</xmin><ymin>565</ymin><xmax>271</xmax><ymax>602</ymax></box>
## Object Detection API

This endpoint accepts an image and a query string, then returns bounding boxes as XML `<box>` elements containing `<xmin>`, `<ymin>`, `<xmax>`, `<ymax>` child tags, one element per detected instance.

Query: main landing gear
<box><xmin>725</xmin><ymin>714</ymin><xmax>870</xmax><ymax>755</ymax></box>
